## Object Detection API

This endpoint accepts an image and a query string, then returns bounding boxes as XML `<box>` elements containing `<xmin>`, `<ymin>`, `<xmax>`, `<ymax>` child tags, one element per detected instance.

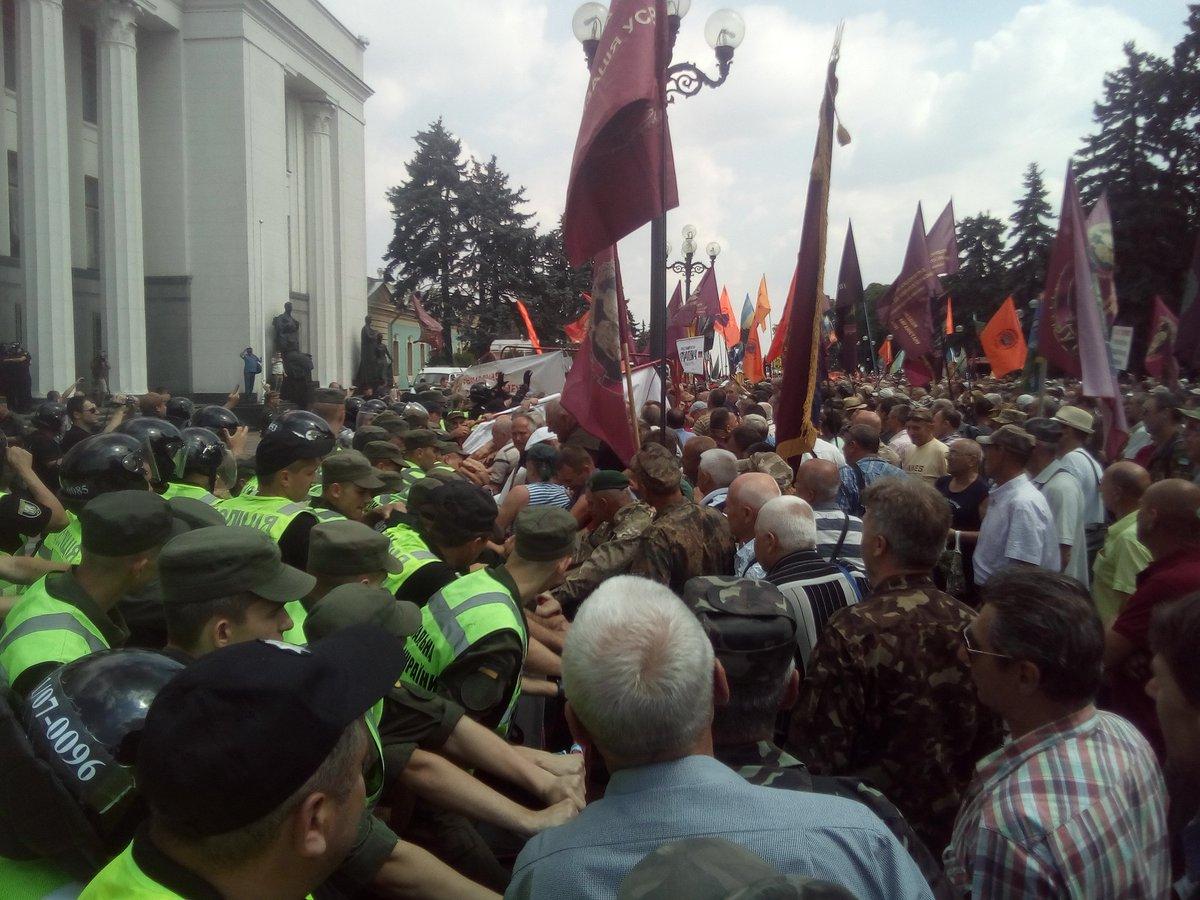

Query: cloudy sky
<box><xmin>323</xmin><ymin>0</ymin><xmax>1188</xmax><ymax>327</ymax></box>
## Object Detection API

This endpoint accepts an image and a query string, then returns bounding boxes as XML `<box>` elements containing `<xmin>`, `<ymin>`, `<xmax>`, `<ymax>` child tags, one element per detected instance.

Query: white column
<box><xmin>304</xmin><ymin>100</ymin><xmax>337</xmax><ymax>386</ymax></box>
<box><xmin>97</xmin><ymin>0</ymin><xmax>146</xmax><ymax>392</ymax></box>
<box><xmin>0</xmin><ymin>9</ymin><xmax>11</xmax><ymax>257</ymax></box>
<box><xmin>17</xmin><ymin>0</ymin><xmax>75</xmax><ymax>393</ymax></box>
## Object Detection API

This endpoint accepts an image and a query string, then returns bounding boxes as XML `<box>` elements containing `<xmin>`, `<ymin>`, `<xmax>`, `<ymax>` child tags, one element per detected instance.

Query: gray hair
<box><xmin>563</xmin><ymin>577</ymin><xmax>714</xmax><ymax>764</ymax></box>
<box><xmin>861</xmin><ymin>476</ymin><xmax>949</xmax><ymax>569</ymax></box>
<box><xmin>699</xmin><ymin>449</ymin><xmax>739</xmax><ymax>489</ymax></box>
<box><xmin>754</xmin><ymin>495</ymin><xmax>817</xmax><ymax>554</ymax></box>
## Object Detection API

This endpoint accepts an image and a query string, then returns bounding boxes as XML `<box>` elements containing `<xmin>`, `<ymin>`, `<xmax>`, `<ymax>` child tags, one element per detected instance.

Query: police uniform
<box><xmin>0</xmin><ymin>489</ymin><xmax>53</xmax><ymax>554</ymax></box>
<box><xmin>394</xmin><ymin>428</ymin><xmax>443</xmax><ymax>501</ymax></box>
<box><xmin>161</xmin><ymin>481</ymin><xmax>219</xmax><ymax>506</ymax></box>
<box><xmin>0</xmin><ymin>492</ymin><xmax>171</xmax><ymax>698</ymax></box>
<box><xmin>400</xmin><ymin>507</ymin><xmax>576</xmax><ymax>734</ymax></box>
<box><xmin>35</xmin><ymin>511</ymin><xmax>81</xmax><ymax>564</ymax></box>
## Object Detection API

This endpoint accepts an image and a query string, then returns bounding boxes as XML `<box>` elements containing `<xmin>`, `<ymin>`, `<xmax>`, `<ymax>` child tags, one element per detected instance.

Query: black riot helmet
<box><xmin>23</xmin><ymin>649</ymin><xmax>184</xmax><ymax>853</ymax></box>
<box><xmin>31</xmin><ymin>401</ymin><xmax>67</xmax><ymax>434</ymax></box>
<box><xmin>189</xmin><ymin>405</ymin><xmax>240</xmax><ymax>438</ymax></box>
<box><xmin>58</xmin><ymin>434</ymin><xmax>151</xmax><ymax>512</ymax></box>
<box><xmin>345</xmin><ymin>395</ymin><xmax>364</xmax><ymax>422</ymax></box>
<box><xmin>118</xmin><ymin>418</ymin><xmax>183</xmax><ymax>490</ymax></box>
<box><xmin>175</xmin><ymin>427</ymin><xmax>225</xmax><ymax>491</ymax></box>
<box><xmin>255</xmin><ymin>409</ymin><xmax>335</xmax><ymax>479</ymax></box>
<box><xmin>164</xmin><ymin>397</ymin><xmax>195</xmax><ymax>430</ymax></box>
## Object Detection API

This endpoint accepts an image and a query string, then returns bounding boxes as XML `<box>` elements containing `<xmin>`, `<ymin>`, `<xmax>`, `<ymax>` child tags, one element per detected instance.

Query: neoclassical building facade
<box><xmin>0</xmin><ymin>0</ymin><xmax>370</xmax><ymax>395</ymax></box>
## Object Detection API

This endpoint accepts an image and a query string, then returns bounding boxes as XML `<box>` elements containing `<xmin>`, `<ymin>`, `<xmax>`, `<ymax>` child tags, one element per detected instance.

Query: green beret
<box><xmin>159</xmin><ymin>526</ymin><xmax>314</xmax><ymax>606</ymax></box>
<box><xmin>79</xmin><ymin>491</ymin><xmax>173</xmax><ymax>556</ymax></box>
<box><xmin>307</xmin><ymin>519</ymin><xmax>403</xmax><ymax>577</ymax></box>
<box><xmin>514</xmin><ymin>507</ymin><xmax>577</xmax><ymax>562</ymax></box>
<box><xmin>304</xmin><ymin>584</ymin><xmax>421</xmax><ymax>644</ymax></box>
<box><xmin>588</xmin><ymin>470</ymin><xmax>630</xmax><ymax>492</ymax></box>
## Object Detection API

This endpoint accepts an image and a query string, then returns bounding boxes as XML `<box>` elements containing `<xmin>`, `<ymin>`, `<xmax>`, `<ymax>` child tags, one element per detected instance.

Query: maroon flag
<box><xmin>563</xmin><ymin>1</ymin><xmax>678</xmax><ymax>267</ymax></box>
<box><xmin>835</xmin><ymin>222</ymin><xmax>863</xmax><ymax>372</ymax></box>
<box><xmin>926</xmin><ymin>200</ymin><xmax>959</xmax><ymax>278</ymax></box>
<box><xmin>1085</xmin><ymin>191</ymin><xmax>1118</xmax><ymax>327</ymax></box>
<box><xmin>1174</xmin><ymin>233</ymin><xmax>1200</xmax><ymax>370</ymax></box>
<box><xmin>777</xmin><ymin>29</ymin><xmax>847</xmax><ymax>461</ymax></box>
<box><xmin>881</xmin><ymin>204</ymin><xmax>941</xmax><ymax>361</ymax></box>
<box><xmin>410</xmin><ymin>291</ymin><xmax>444</xmax><ymax>351</ymax></box>
<box><xmin>561</xmin><ymin>246</ymin><xmax>640</xmax><ymax>464</ymax></box>
<box><xmin>1145</xmin><ymin>296</ymin><xmax>1179</xmax><ymax>379</ymax></box>
<box><xmin>665</xmin><ymin>282</ymin><xmax>687</xmax><ymax>360</ymax></box>
<box><xmin>682</xmin><ymin>265</ymin><xmax>721</xmax><ymax>323</ymax></box>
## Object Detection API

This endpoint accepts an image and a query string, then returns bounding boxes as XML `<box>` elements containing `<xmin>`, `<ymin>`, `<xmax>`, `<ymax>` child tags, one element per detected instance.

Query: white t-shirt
<box><xmin>1058</xmin><ymin>448</ymin><xmax>1105</xmax><ymax>526</ymax></box>
<box><xmin>1035</xmin><ymin>462</ymin><xmax>1091</xmax><ymax>587</ymax></box>
<box><xmin>802</xmin><ymin>437</ymin><xmax>846</xmax><ymax>468</ymax></box>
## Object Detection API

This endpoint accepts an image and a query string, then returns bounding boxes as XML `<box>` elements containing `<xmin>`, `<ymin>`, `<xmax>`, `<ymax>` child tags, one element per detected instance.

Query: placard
<box><xmin>676</xmin><ymin>337</ymin><xmax>706</xmax><ymax>375</ymax></box>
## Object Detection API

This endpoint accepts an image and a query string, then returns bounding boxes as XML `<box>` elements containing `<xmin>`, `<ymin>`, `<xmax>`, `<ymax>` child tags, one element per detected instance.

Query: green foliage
<box><xmin>946</xmin><ymin>213</ymin><xmax>1008</xmax><ymax>334</ymax></box>
<box><xmin>1003</xmin><ymin>163</ymin><xmax>1055</xmax><ymax>306</ymax></box>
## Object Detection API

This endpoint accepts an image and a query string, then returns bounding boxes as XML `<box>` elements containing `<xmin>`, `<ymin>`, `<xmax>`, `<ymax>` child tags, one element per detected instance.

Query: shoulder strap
<box><xmin>851</xmin><ymin>461</ymin><xmax>865</xmax><ymax>493</ymax></box>
<box><xmin>831</xmin><ymin>512</ymin><xmax>850</xmax><ymax>562</ymax></box>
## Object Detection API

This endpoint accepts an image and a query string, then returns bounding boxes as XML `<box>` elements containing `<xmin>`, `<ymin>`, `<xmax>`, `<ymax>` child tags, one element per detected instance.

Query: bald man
<box><xmin>1104</xmin><ymin>479</ymin><xmax>1200</xmax><ymax>754</ymax></box>
<box><xmin>1092</xmin><ymin>462</ymin><xmax>1152</xmax><ymax>625</ymax></box>
<box><xmin>851</xmin><ymin>410</ymin><xmax>902</xmax><ymax>466</ymax></box>
<box><xmin>681</xmin><ymin>435</ymin><xmax>716</xmax><ymax>489</ymax></box>
<box><xmin>725</xmin><ymin>472</ymin><xmax>783</xmax><ymax>578</ymax></box>
<box><xmin>793</xmin><ymin>458</ymin><xmax>866</xmax><ymax>577</ymax></box>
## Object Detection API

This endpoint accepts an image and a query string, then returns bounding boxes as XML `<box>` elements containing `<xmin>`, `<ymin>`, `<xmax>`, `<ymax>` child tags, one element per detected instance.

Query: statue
<box><xmin>272</xmin><ymin>301</ymin><xmax>301</xmax><ymax>357</ymax></box>
<box><xmin>374</xmin><ymin>334</ymin><xmax>393</xmax><ymax>392</ymax></box>
<box><xmin>356</xmin><ymin>315</ymin><xmax>380</xmax><ymax>388</ymax></box>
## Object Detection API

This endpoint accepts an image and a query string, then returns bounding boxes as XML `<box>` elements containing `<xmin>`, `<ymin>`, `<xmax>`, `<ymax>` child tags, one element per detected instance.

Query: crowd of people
<box><xmin>0</xmin><ymin>362</ymin><xmax>1197</xmax><ymax>898</ymax></box>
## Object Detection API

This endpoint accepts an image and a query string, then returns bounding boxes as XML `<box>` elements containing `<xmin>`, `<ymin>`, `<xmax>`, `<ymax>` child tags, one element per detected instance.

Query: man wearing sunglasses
<box><xmin>61</xmin><ymin>396</ymin><xmax>102</xmax><ymax>453</ymax></box>
<box><xmin>946</xmin><ymin>567</ymin><xmax>1169</xmax><ymax>897</ymax></box>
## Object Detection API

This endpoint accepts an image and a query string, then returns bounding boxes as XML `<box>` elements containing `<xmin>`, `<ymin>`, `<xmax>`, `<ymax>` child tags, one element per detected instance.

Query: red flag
<box><xmin>1174</xmin><ymin>233</ymin><xmax>1200</xmax><ymax>370</ymax></box>
<box><xmin>904</xmin><ymin>356</ymin><xmax>934</xmax><ymax>387</ymax></box>
<box><xmin>665</xmin><ymin>282</ymin><xmax>688</xmax><ymax>360</ymax></box>
<box><xmin>765</xmin><ymin>267</ymin><xmax>798</xmax><ymax>364</ymax></box>
<box><xmin>776</xmin><ymin>31</ymin><xmax>846</xmax><ymax>461</ymax></box>
<box><xmin>410</xmin><ymin>291</ymin><xmax>444</xmax><ymax>351</ymax></box>
<box><xmin>564</xmin><ymin>299</ymin><xmax>590</xmax><ymax>344</ymax></box>
<box><xmin>1145</xmin><ymin>296</ymin><xmax>1179</xmax><ymax>378</ymax></box>
<box><xmin>980</xmin><ymin>297</ymin><xmax>1028</xmax><ymax>377</ymax></box>
<box><xmin>926</xmin><ymin>200</ymin><xmax>959</xmax><ymax>277</ymax></box>
<box><xmin>945</xmin><ymin>296</ymin><xmax>955</xmax><ymax>336</ymax></box>
<box><xmin>878</xmin><ymin>337</ymin><xmax>894</xmax><ymax>368</ymax></box>
<box><xmin>563</xmin><ymin>1</ymin><xmax>677</xmax><ymax>267</ymax></box>
<box><xmin>513</xmin><ymin>299</ymin><xmax>543</xmax><ymax>354</ymax></box>
<box><xmin>881</xmin><ymin>204</ymin><xmax>940</xmax><ymax>360</ymax></box>
<box><xmin>684</xmin><ymin>265</ymin><xmax>721</xmax><ymax>323</ymax></box>
<box><xmin>835</xmin><ymin>222</ymin><xmax>863</xmax><ymax>373</ymax></box>
<box><xmin>718</xmin><ymin>287</ymin><xmax>741</xmax><ymax>347</ymax></box>
<box><xmin>561</xmin><ymin>246</ymin><xmax>639</xmax><ymax>464</ymax></box>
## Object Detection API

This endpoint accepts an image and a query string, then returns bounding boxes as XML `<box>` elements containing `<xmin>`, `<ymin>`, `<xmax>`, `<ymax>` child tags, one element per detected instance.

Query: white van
<box><xmin>414</xmin><ymin>366</ymin><xmax>466</xmax><ymax>387</ymax></box>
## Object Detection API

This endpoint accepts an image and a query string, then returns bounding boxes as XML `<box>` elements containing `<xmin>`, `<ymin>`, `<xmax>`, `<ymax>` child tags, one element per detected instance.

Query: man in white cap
<box><xmin>1054</xmin><ymin>406</ymin><xmax>1105</xmax><ymax>526</ymax></box>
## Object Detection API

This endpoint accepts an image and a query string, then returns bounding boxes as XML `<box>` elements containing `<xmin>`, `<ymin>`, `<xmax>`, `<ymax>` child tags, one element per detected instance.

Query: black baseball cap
<box><xmin>136</xmin><ymin>624</ymin><xmax>405</xmax><ymax>836</ymax></box>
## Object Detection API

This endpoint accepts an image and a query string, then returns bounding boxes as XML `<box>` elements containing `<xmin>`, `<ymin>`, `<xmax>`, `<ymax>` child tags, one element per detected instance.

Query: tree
<box><xmin>524</xmin><ymin>226</ymin><xmax>591</xmax><ymax>347</ymax></box>
<box><xmin>383</xmin><ymin>120</ymin><xmax>470</xmax><ymax>362</ymax></box>
<box><xmin>946</xmin><ymin>213</ymin><xmax>1008</xmax><ymax>331</ymax></box>
<box><xmin>1004</xmin><ymin>163</ymin><xmax>1055</xmax><ymax>307</ymax></box>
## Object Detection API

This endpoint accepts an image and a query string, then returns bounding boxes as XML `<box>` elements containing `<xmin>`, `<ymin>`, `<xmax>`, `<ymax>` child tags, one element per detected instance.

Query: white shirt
<box><xmin>802</xmin><ymin>437</ymin><xmax>846</xmax><ymax>468</ymax></box>
<box><xmin>1058</xmin><ymin>447</ymin><xmax>1105</xmax><ymax>526</ymax></box>
<box><xmin>888</xmin><ymin>430</ymin><xmax>915</xmax><ymax>466</ymax></box>
<box><xmin>1123</xmin><ymin>423</ymin><xmax>1152</xmax><ymax>460</ymax></box>
<box><xmin>1033</xmin><ymin>460</ymin><xmax>1091</xmax><ymax>587</ymax></box>
<box><xmin>974</xmin><ymin>473</ymin><xmax>1060</xmax><ymax>584</ymax></box>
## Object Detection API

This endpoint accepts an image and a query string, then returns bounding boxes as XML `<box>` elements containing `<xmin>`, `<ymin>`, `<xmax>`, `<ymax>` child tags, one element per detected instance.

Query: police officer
<box><xmin>0</xmin><ymin>649</ymin><xmax>184</xmax><ymax>897</ymax></box>
<box><xmin>118</xmin><ymin>417</ymin><xmax>184</xmax><ymax>495</ymax></box>
<box><xmin>681</xmin><ymin>575</ymin><xmax>949</xmax><ymax>895</ymax></box>
<box><xmin>38</xmin><ymin>433</ymin><xmax>152</xmax><ymax>566</ymax></box>
<box><xmin>400</xmin><ymin>507</ymin><xmax>576</xmax><ymax>735</ymax></box>
<box><xmin>305</xmin><ymin>519</ymin><xmax>404</xmax><ymax>611</ymax></box>
<box><xmin>371</xmin><ymin>409</ymin><xmax>410</xmax><ymax>447</ymax></box>
<box><xmin>25</xmin><ymin>400</ymin><xmax>66</xmax><ymax>490</ymax></box>
<box><xmin>351</xmin><ymin>424</ymin><xmax>389</xmax><ymax>453</ymax></box>
<box><xmin>313</xmin><ymin>450</ymin><xmax>388</xmax><ymax>523</ymax></box>
<box><xmin>80</xmin><ymin>626</ymin><xmax>410</xmax><ymax>899</ymax></box>
<box><xmin>159</xmin><ymin>526</ymin><xmax>314</xmax><ymax>661</ymax></box>
<box><xmin>216</xmin><ymin>409</ymin><xmax>339</xmax><ymax>570</ymax></box>
<box><xmin>363</xmin><ymin>439</ymin><xmax>407</xmax><ymax>474</ymax></box>
<box><xmin>309</xmin><ymin>386</ymin><xmax>352</xmax><ymax>449</ymax></box>
<box><xmin>393</xmin><ymin>429</ymin><xmax>442</xmax><ymax>501</ymax></box>
<box><xmin>162</xmin><ymin>427</ymin><xmax>226</xmax><ymax>505</ymax></box>
<box><xmin>0</xmin><ymin>491</ymin><xmax>171</xmax><ymax>698</ymax></box>
<box><xmin>163</xmin><ymin>396</ymin><xmax>194</xmax><ymax>430</ymax></box>
<box><xmin>0</xmin><ymin>431</ymin><xmax>69</xmax><ymax>555</ymax></box>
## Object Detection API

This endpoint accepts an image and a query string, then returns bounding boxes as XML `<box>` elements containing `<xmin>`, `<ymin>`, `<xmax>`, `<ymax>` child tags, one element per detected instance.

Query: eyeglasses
<box><xmin>961</xmin><ymin>623</ymin><xmax>1013</xmax><ymax>660</ymax></box>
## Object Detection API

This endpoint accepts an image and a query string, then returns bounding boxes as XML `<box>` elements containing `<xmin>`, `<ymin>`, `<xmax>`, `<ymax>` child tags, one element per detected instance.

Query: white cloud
<box><xmin>325</xmin><ymin>0</ymin><xmax>1178</xmax><ymax>326</ymax></box>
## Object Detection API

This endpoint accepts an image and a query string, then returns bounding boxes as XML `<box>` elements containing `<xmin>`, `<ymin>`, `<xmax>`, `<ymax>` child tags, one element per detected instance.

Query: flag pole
<box><xmin>620</xmin><ymin>341</ymin><xmax>642</xmax><ymax>454</ymax></box>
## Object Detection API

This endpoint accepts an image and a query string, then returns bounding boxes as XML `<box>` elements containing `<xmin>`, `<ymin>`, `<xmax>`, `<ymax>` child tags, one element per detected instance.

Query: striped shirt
<box><xmin>811</xmin><ymin>503</ymin><xmax>866</xmax><ymax>576</ymax></box>
<box><xmin>526</xmin><ymin>481</ymin><xmax>572</xmax><ymax>510</ymax></box>
<box><xmin>764</xmin><ymin>548</ymin><xmax>860</xmax><ymax>670</ymax></box>
<box><xmin>945</xmin><ymin>708</ymin><xmax>1169</xmax><ymax>899</ymax></box>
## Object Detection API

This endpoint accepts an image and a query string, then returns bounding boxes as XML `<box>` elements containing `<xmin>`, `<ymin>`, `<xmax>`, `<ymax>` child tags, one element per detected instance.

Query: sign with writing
<box><xmin>676</xmin><ymin>337</ymin><xmax>706</xmax><ymax>375</ymax></box>
<box><xmin>1109</xmin><ymin>325</ymin><xmax>1134</xmax><ymax>372</ymax></box>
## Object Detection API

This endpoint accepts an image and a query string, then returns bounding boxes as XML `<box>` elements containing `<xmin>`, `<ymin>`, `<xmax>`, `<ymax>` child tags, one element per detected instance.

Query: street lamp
<box><xmin>666</xmin><ymin>224</ymin><xmax>720</xmax><ymax>300</ymax></box>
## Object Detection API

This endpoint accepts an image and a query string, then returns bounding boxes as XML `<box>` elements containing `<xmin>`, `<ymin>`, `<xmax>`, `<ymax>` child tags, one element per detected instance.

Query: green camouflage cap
<box><xmin>307</xmin><ymin>519</ymin><xmax>404</xmax><ymax>577</ymax></box>
<box><xmin>514</xmin><ymin>507</ymin><xmax>577</xmax><ymax>562</ymax></box>
<box><xmin>304</xmin><ymin>583</ymin><xmax>421</xmax><ymax>644</ymax></box>
<box><xmin>160</xmin><ymin>526</ymin><xmax>315</xmax><ymax>606</ymax></box>
<box><xmin>617</xmin><ymin>838</ymin><xmax>853</xmax><ymax>900</ymax></box>
<box><xmin>321</xmin><ymin>450</ymin><xmax>386</xmax><ymax>490</ymax></box>
<box><xmin>362</xmin><ymin>440</ymin><xmax>406</xmax><ymax>466</ymax></box>
<box><xmin>371</xmin><ymin>410</ymin><xmax>410</xmax><ymax>437</ymax></box>
<box><xmin>735</xmin><ymin>452</ymin><xmax>793</xmax><ymax>493</ymax></box>
<box><xmin>630</xmin><ymin>443</ymin><xmax>681</xmax><ymax>493</ymax></box>
<box><xmin>404</xmin><ymin>428</ymin><xmax>440</xmax><ymax>451</ymax></box>
<box><xmin>992</xmin><ymin>407</ymin><xmax>1028</xmax><ymax>426</ymax></box>
<box><xmin>682</xmin><ymin>576</ymin><xmax>797</xmax><ymax>687</ymax></box>
<box><xmin>351</xmin><ymin>425</ymin><xmax>388</xmax><ymax>452</ymax></box>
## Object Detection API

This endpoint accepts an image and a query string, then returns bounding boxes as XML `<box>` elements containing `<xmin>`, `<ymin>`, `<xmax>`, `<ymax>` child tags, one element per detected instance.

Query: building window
<box><xmin>3</xmin><ymin>1</ymin><xmax>15</xmax><ymax>92</ymax></box>
<box><xmin>81</xmin><ymin>28</ymin><xmax>97</xmax><ymax>124</ymax></box>
<box><xmin>84</xmin><ymin>175</ymin><xmax>100</xmax><ymax>269</ymax></box>
<box><xmin>7</xmin><ymin>150</ymin><xmax>18</xmax><ymax>258</ymax></box>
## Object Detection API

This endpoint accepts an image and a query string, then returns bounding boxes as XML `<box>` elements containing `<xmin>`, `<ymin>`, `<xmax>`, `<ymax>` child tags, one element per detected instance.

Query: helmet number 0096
<box><xmin>29</xmin><ymin>680</ymin><xmax>106</xmax><ymax>782</ymax></box>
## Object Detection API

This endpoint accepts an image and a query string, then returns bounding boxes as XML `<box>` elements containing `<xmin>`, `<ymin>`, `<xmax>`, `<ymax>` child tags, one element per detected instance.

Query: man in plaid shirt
<box><xmin>945</xmin><ymin>568</ymin><xmax>1170</xmax><ymax>898</ymax></box>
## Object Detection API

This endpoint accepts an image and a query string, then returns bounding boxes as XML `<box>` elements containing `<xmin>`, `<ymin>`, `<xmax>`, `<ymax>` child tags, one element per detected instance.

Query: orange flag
<box><xmin>513</xmin><ymin>299</ymin><xmax>543</xmax><ymax>354</ymax></box>
<box><xmin>879</xmin><ymin>337</ymin><xmax>894</xmax><ymax>368</ymax></box>
<box><xmin>766</xmin><ymin>268</ymin><xmax>797</xmax><ymax>364</ymax></box>
<box><xmin>718</xmin><ymin>286</ymin><xmax>741</xmax><ymax>347</ymax></box>
<box><xmin>743</xmin><ymin>328</ymin><xmax>765</xmax><ymax>383</ymax></box>
<box><xmin>945</xmin><ymin>296</ymin><xmax>955</xmax><ymax>336</ymax></box>
<box><xmin>980</xmin><ymin>297</ymin><xmax>1027</xmax><ymax>377</ymax></box>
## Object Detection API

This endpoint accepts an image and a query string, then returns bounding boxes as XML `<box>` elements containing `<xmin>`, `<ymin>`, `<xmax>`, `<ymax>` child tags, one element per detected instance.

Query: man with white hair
<box><xmin>696</xmin><ymin>448</ymin><xmax>739</xmax><ymax>511</ymax></box>
<box><xmin>794</xmin><ymin>459</ymin><xmax>867</xmax><ymax>580</ymax></box>
<box><xmin>506</xmin><ymin>577</ymin><xmax>935</xmax><ymax>900</ymax></box>
<box><xmin>756</xmin><ymin>495</ymin><xmax>862</xmax><ymax>669</ymax></box>
<box><xmin>725</xmin><ymin>472</ymin><xmax>781</xmax><ymax>579</ymax></box>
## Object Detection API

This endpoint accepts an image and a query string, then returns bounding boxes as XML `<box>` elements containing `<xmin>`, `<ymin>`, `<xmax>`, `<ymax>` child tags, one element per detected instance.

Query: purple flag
<box><xmin>926</xmin><ymin>200</ymin><xmax>959</xmax><ymax>278</ymax></box>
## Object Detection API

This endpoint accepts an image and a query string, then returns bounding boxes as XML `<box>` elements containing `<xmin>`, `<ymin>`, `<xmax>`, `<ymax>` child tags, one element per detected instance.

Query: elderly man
<box><xmin>793</xmin><ymin>459</ymin><xmax>865</xmax><ymax>577</ymax></box>
<box><xmin>1104</xmin><ymin>479</ymin><xmax>1200</xmax><ymax>756</ymax></box>
<box><xmin>756</xmin><ymin>495</ymin><xmax>861</xmax><ymax>668</ymax></box>
<box><xmin>886</xmin><ymin>404</ymin><xmax>915</xmax><ymax>466</ymax></box>
<box><xmin>790</xmin><ymin>476</ymin><xmax>1000</xmax><ymax>854</ymax></box>
<box><xmin>1092</xmin><ymin>461</ymin><xmax>1152</xmax><ymax>624</ymax></box>
<box><xmin>1026</xmin><ymin>419</ymin><xmax>1089</xmax><ymax>586</ymax></box>
<box><xmin>1054</xmin><ymin>406</ymin><xmax>1105</xmax><ymax>525</ymax></box>
<box><xmin>838</xmin><ymin>424</ymin><xmax>905</xmax><ymax>516</ymax></box>
<box><xmin>725</xmin><ymin>472</ymin><xmax>781</xmax><ymax>579</ymax></box>
<box><xmin>947</xmin><ymin>569</ymin><xmax>1169</xmax><ymax>897</ymax></box>
<box><xmin>483</xmin><ymin>415</ymin><xmax>519</xmax><ymax>495</ymax></box>
<box><xmin>850</xmin><ymin>409</ymin><xmax>902</xmax><ymax>465</ymax></box>
<box><xmin>972</xmin><ymin>425</ymin><xmax>1059</xmax><ymax>585</ymax></box>
<box><xmin>630</xmin><ymin>444</ymin><xmax>734</xmax><ymax>594</ymax></box>
<box><xmin>697</xmin><ymin>448</ymin><xmax>740</xmax><ymax>511</ymax></box>
<box><xmin>508</xmin><ymin>576</ymin><xmax>935</xmax><ymax>900</ymax></box>
<box><xmin>680</xmin><ymin>435</ymin><xmax>716</xmax><ymax>488</ymax></box>
<box><xmin>932</xmin><ymin>406</ymin><xmax>963</xmax><ymax>446</ymax></box>
<box><xmin>903</xmin><ymin>409</ymin><xmax>948</xmax><ymax>484</ymax></box>
<box><xmin>1135</xmin><ymin>390</ymin><xmax>1192</xmax><ymax>481</ymax></box>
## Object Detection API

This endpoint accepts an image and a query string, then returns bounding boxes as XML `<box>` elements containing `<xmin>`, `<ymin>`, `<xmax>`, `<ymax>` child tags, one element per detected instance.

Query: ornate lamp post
<box><xmin>667</xmin><ymin>224</ymin><xmax>720</xmax><ymax>300</ymax></box>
